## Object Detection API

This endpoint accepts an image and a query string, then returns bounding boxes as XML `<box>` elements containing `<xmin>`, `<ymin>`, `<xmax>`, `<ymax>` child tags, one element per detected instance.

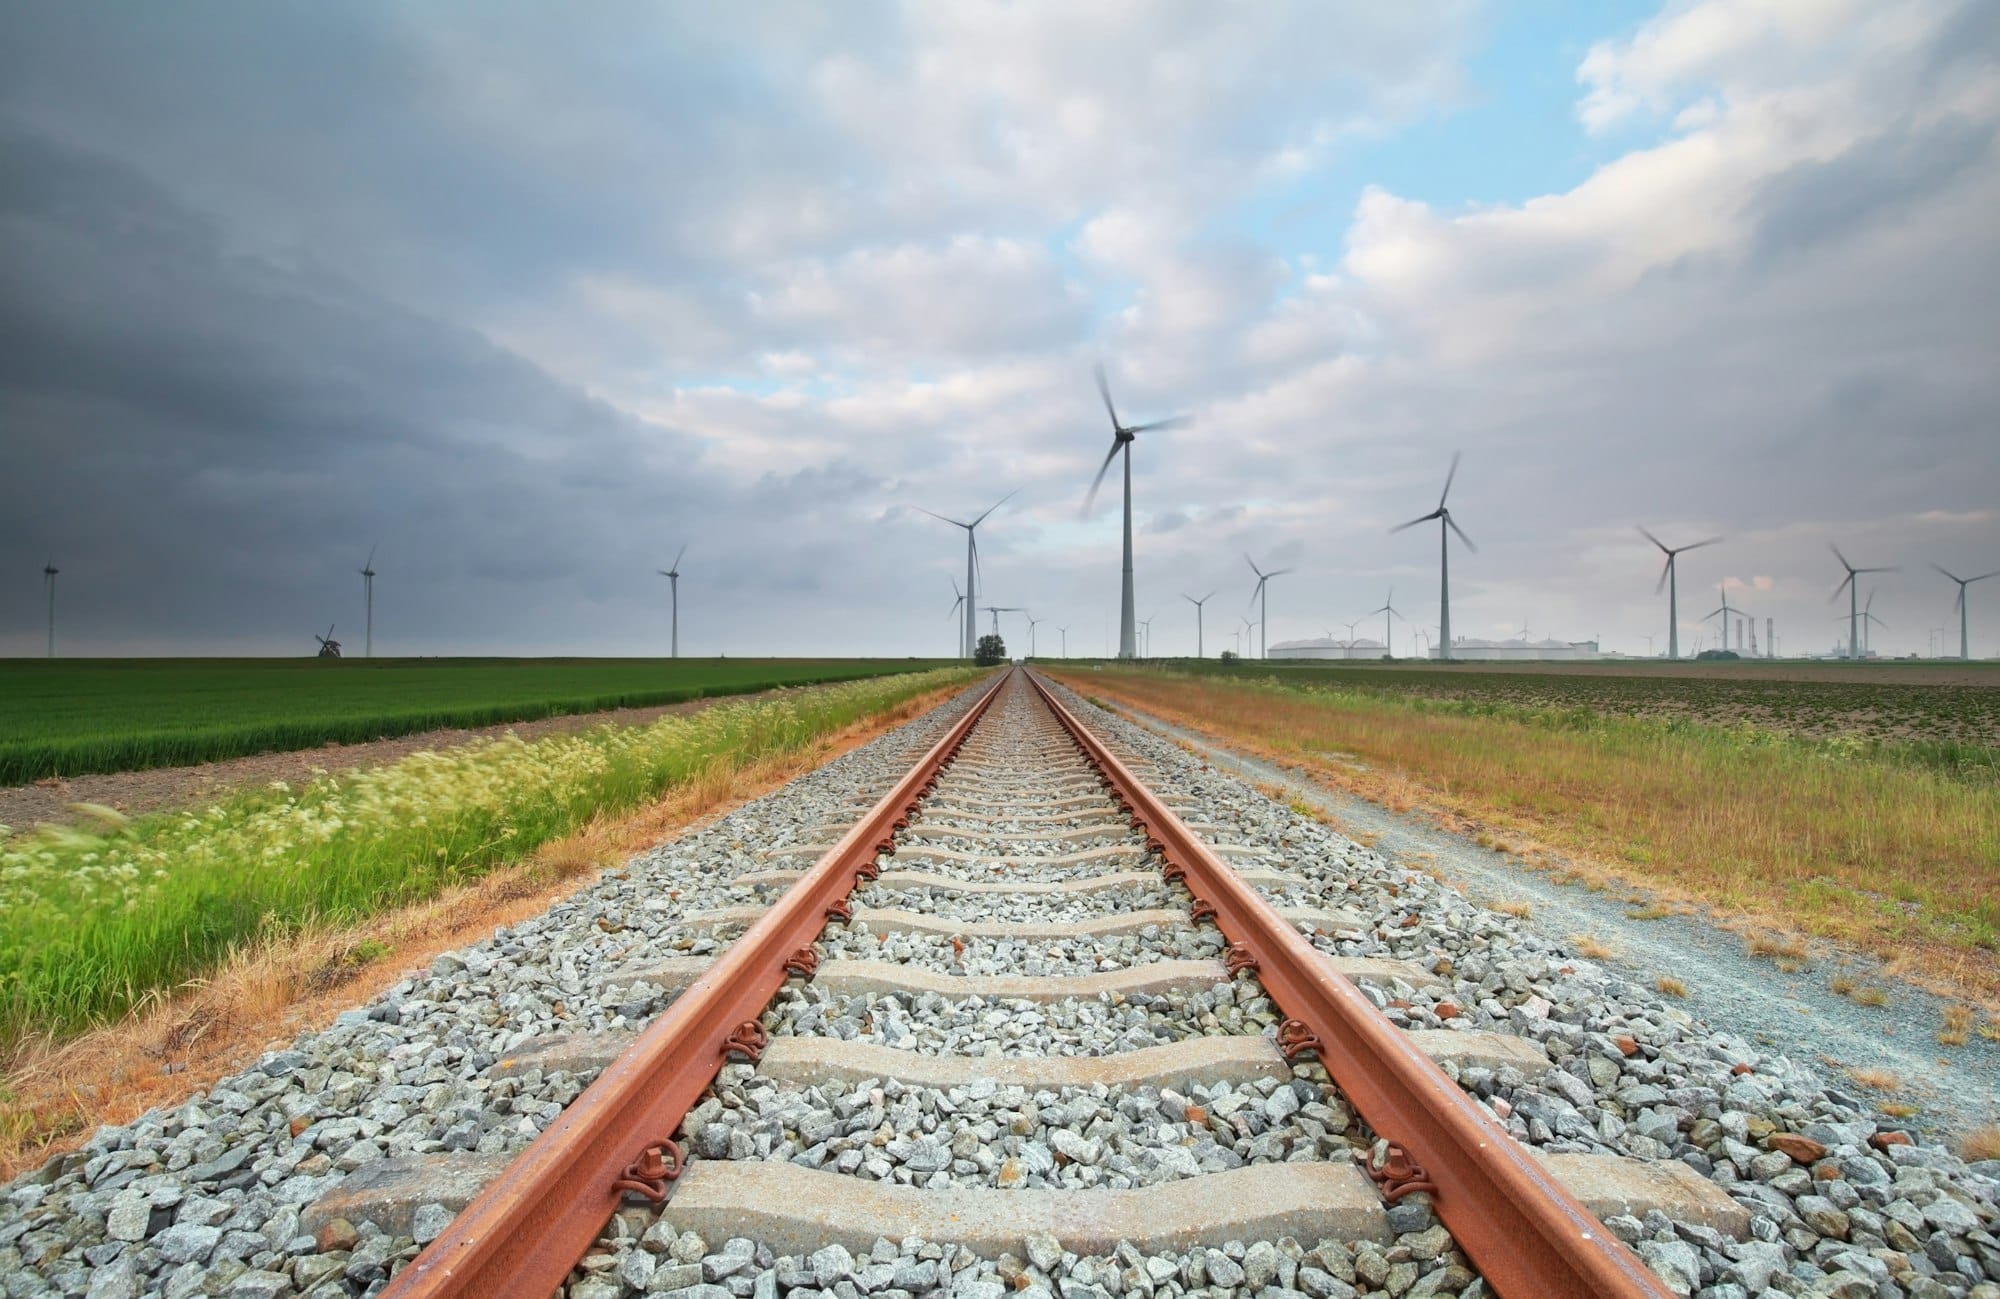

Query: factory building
<box><xmin>1267</xmin><ymin>638</ymin><xmax>1390</xmax><ymax>660</ymax></box>
<box><xmin>1429</xmin><ymin>637</ymin><xmax>1602</xmax><ymax>661</ymax></box>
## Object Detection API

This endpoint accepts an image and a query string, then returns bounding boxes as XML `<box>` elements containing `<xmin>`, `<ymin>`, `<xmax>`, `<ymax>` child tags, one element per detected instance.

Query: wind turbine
<box><xmin>921</xmin><ymin>491</ymin><xmax>1017</xmax><ymax>660</ymax></box>
<box><xmin>359</xmin><ymin>546</ymin><xmax>377</xmax><ymax>659</ymax></box>
<box><xmin>1639</xmin><ymin>528</ymin><xmax>1721</xmax><ymax>660</ymax></box>
<box><xmin>947</xmin><ymin>580</ymin><xmax>967</xmax><ymax>656</ymax></box>
<box><xmin>1701</xmin><ymin>584</ymin><xmax>1746</xmax><ymax>653</ymax></box>
<box><xmin>1829</xmin><ymin>545</ymin><xmax>1896</xmax><ymax>661</ymax></box>
<box><xmin>1056</xmin><ymin>625</ymin><xmax>1069</xmax><ymax>658</ymax></box>
<box><xmin>1246</xmin><ymin>555</ymin><xmax>1293</xmax><ymax>660</ymax></box>
<box><xmin>1342</xmin><ymin>619</ymin><xmax>1360</xmax><ymax>647</ymax></box>
<box><xmin>1082</xmin><ymin>364</ymin><xmax>1189</xmax><ymax>660</ymax></box>
<box><xmin>1370</xmin><ymin>588</ymin><xmax>1404</xmax><ymax>659</ymax></box>
<box><xmin>656</xmin><ymin>543</ymin><xmax>687</xmax><ymax>659</ymax></box>
<box><xmin>1391</xmin><ymin>453</ymin><xmax>1476</xmax><ymax>661</ymax></box>
<box><xmin>1860</xmin><ymin>590</ymin><xmax>1887</xmax><ymax>654</ymax></box>
<box><xmin>42</xmin><ymin>561</ymin><xmax>57</xmax><ymax>659</ymax></box>
<box><xmin>1932</xmin><ymin>564</ymin><xmax>1999</xmax><ymax>660</ymax></box>
<box><xmin>1139</xmin><ymin>614</ymin><xmax>1156</xmax><ymax>659</ymax></box>
<box><xmin>1028</xmin><ymin>615</ymin><xmax>1045</xmax><ymax>658</ymax></box>
<box><xmin>983</xmin><ymin>605</ymin><xmax>1023</xmax><ymax>639</ymax></box>
<box><xmin>1183</xmin><ymin>590</ymin><xmax>1216</xmax><ymax>659</ymax></box>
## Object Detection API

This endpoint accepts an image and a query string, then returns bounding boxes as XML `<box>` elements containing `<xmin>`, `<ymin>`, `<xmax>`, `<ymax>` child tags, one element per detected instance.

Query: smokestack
<box><xmin>1766</xmin><ymin>617</ymin><xmax>1774</xmax><ymax>659</ymax></box>
<box><xmin>1748</xmin><ymin>618</ymin><xmax>1758</xmax><ymax>657</ymax></box>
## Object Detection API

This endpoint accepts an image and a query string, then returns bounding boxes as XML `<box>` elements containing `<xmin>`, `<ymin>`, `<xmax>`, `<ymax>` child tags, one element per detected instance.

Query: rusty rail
<box><xmin>1027</xmin><ymin>671</ymin><xmax>1673</xmax><ymax>1299</ymax></box>
<box><xmin>381</xmin><ymin>670</ymin><xmax>1007</xmax><ymax>1299</ymax></box>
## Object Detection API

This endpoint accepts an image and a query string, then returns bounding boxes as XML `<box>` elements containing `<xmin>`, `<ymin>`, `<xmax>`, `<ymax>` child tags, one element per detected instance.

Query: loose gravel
<box><xmin>2</xmin><ymin>673</ymin><xmax>1997</xmax><ymax>1299</ymax></box>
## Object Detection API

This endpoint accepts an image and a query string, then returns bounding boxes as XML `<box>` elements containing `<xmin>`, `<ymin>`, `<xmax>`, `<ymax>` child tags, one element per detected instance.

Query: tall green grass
<box><xmin>0</xmin><ymin>668</ymin><xmax>983</xmax><ymax>1048</ymax></box>
<box><xmin>0</xmin><ymin>658</ymin><xmax>952</xmax><ymax>783</ymax></box>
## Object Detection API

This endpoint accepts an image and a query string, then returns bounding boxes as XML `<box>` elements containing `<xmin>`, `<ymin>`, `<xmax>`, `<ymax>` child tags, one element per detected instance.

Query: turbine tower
<box><xmin>922</xmin><ymin>491</ymin><xmax>1017</xmax><ymax>660</ymax></box>
<box><xmin>1139</xmin><ymin>614</ymin><xmax>1157</xmax><ymax>659</ymax></box>
<box><xmin>359</xmin><ymin>546</ymin><xmax>377</xmax><ymax>659</ymax></box>
<box><xmin>1391</xmin><ymin>453</ymin><xmax>1476</xmax><ymax>661</ymax></box>
<box><xmin>1639</xmin><ymin>527</ymin><xmax>1721</xmax><ymax>660</ymax></box>
<box><xmin>1932</xmin><ymin>564</ymin><xmax>1999</xmax><ymax>660</ymax></box>
<box><xmin>1182</xmin><ymin>590</ymin><xmax>1216</xmax><ymax>659</ymax></box>
<box><xmin>1829</xmin><ymin>545</ymin><xmax>1895</xmax><ymax>661</ymax></box>
<box><xmin>1056</xmin><ymin>625</ymin><xmax>1069</xmax><ymax>658</ymax></box>
<box><xmin>1860</xmin><ymin>590</ymin><xmax>1887</xmax><ymax>654</ymax></box>
<box><xmin>42</xmin><ymin>561</ymin><xmax>57</xmax><ymax>659</ymax></box>
<box><xmin>1028</xmin><ymin>615</ymin><xmax>1044</xmax><ymax>658</ymax></box>
<box><xmin>1370</xmin><ymin>588</ymin><xmax>1404</xmax><ymax>658</ymax></box>
<box><xmin>1083</xmin><ymin>364</ymin><xmax>1189</xmax><ymax>660</ymax></box>
<box><xmin>1245</xmin><ymin>555</ymin><xmax>1293</xmax><ymax>659</ymax></box>
<box><xmin>1702</xmin><ymin>584</ymin><xmax>1746</xmax><ymax>653</ymax></box>
<box><xmin>983</xmin><ymin>605</ymin><xmax>1023</xmax><ymax>639</ymax></box>
<box><xmin>656</xmin><ymin>543</ymin><xmax>687</xmax><ymax>659</ymax></box>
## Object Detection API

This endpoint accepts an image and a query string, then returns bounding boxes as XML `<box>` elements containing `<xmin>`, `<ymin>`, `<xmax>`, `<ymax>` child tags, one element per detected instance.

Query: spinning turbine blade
<box><xmin>1654</xmin><ymin>557</ymin><xmax>1673</xmax><ymax>597</ymax></box>
<box><xmin>1081</xmin><ymin>440</ymin><xmax>1121</xmax><ymax>514</ymax></box>
<box><xmin>671</xmin><ymin>543</ymin><xmax>687</xmax><ymax>572</ymax></box>
<box><xmin>1445</xmin><ymin>516</ymin><xmax>1477</xmax><ymax>552</ymax></box>
<box><xmin>1094</xmin><ymin>363</ymin><xmax>1121</xmax><ymax>430</ymax></box>
<box><xmin>970</xmin><ymin>488</ymin><xmax>1019</xmax><ymax>528</ymax></box>
<box><xmin>1390</xmin><ymin>509</ymin><xmax>1443</xmax><ymax>534</ymax></box>
<box><xmin>1437</xmin><ymin>451</ymin><xmax>1461</xmax><ymax>509</ymax></box>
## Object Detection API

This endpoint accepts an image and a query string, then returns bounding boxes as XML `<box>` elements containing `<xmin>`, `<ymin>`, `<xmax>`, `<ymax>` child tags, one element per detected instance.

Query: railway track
<box><xmin>13</xmin><ymin>668</ymin><xmax>1994</xmax><ymax>1299</ymax></box>
<box><xmin>374</xmin><ymin>669</ymin><xmax>1700</xmax><ymax>1298</ymax></box>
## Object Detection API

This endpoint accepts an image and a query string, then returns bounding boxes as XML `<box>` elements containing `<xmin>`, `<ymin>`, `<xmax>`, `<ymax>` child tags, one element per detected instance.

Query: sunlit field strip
<box><xmin>1052</xmin><ymin>667</ymin><xmax>2000</xmax><ymax>990</ymax></box>
<box><xmin>0</xmin><ymin>658</ymin><xmax>954</xmax><ymax>783</ymax></box>
<box><xmin>0</xmin><ymin>668</ymin><xmax>984</xmax><ymax>1051</ymax></box>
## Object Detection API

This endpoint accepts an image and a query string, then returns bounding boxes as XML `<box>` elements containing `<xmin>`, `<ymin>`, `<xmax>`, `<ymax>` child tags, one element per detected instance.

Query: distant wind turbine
<box><xmin>1182</xmin><ymin>590</ymin><xmax>1216</xmax><ymax>659</ymax></box>
<box><xmin>983</xmin><ymin>605</ymin><xmax>1023</xmax><ymax>639</ymax></box>
<box><xmin>1082</xmin><ymin>363</ymin><xmax>1189</xmax><ymax>660</ymax></box>
<box><xmin>1370</xmin><ymin>588</ymin><xmax>1404</xmax><ymax>658</ymax></box>
<box><xmin>1932</xmin><ymin>563</ymin><xmax>1999</xmax><ymax>661</ymax></box>
<box><xmin>1342</xmin><ymin>619</ymin><xmax>1360</xmax><ymax>646</ymax></box>
<box><xmin>1056</xmin><ymin>624</ymin><xmax>1069</xmax><ymax>658</ymax></box>
<box><xmin>42</xmin><ymin>561</ymin><xmax>58</xmax><ymax>659</ymax></box>
<box><xmin>1702</xmin><ymin>584</ymin><xmax>1746</xmax><ymax>653</ymax></box>
<box><xmin>1139</xmin><ymin>614</ymin><xmax>1156</xmax><ymax>659</ymax></box>
<box><xmin>1391</xmin><ymin>453</ymin><xmax>1476</xmax><ymax>661</ymax></box>
<box><xmin>1861</xmin><ymin>590</ymin><xmax>1887</xmax><ymax>654</ymax></box>
<box><xmin>922</xmin><ymin>491</ymin><xmax>1017</xmax><ymax>659</ymax></box>
<box><xmin>1829</xmin><ymin>545</ymin><xmax>1896</xmax><ymax>661</ymax></box>
<box><xmin>1245</xmin><ymin>555</ymin><xmax>1293</xmax><ymax>660</ymax></box>
<box><xmin>947</xmin><ymin>579</ymin><xmax>967</xmax><ymax>655</ymax></box>
<box><xmin>1028</xmin><ymin>615</ymin><xmax>1045</xmax><ymax>658</ymax></box>
<box><xmin>359</xmin><ymin>546</ymin><xmax>377</xmax><ymax>659</ymax></box>
<box><xmin>656</xmin><ymin>543</ymin><xmax>688</xmax><ymax>659</ymax></box>
<box><xmin>1639</xmin><ymin>527</ymin><xmax>1721</xmax><ymax>660</ymax></box>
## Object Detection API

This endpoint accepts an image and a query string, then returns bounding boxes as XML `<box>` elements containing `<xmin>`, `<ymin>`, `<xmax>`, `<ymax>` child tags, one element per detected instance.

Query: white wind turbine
<box><xmin>656</xmin><ymin>543</ymin><xmax>687</xmax><ymax>658</ymax></box>
<box><xmin>1082</xmin><ymin>364</ymin><xmax>1189</xmax><ymax>660</ymax></box>
<box><xmin>1028</xmin><ymin>615</ymin><xmax>1045</xmax><ymax>658</ymax></box>
<box><xmin>1056</xmin><ymin>624</ymin><xmax>1070</xmax><ymax>658</ymax></box>
<box><xmin>1370</xmin><ymin>588</ymin><xmax>1404</xmax><ymax>659</ymax></box>
<box><xmin>947</xmin><ymin>579</ymin><xmax>967</xmax><ymax>656</ymax></box>
<box><xmin>1391</xmin><ymin>453</ymin><xmax>1476</xmax><ymax>661</ymax></box>
<box><xmin>1183</xmin><ymin>590</ymin><xmax>1216</xmax><ymax>659</ymax></box>
<box><xmin>1933</xmin><ymin>564</ymin><xmax>1999</xmax><ymax>661</ymax></box>
<box><xmin>1639</xmin><ymin>527</ymin><xmax>1721</xmax><ymax>660</ymax></box>
<box><xmin>921</xmin><ymin>491</ymin><xmax>1017</xmax><ymax>660</ymax></box>
<box><xmin>359</xmin><ymin>546</ymin><xmax>377</xmax><ymax>658</ymax></box>
<box><xmin>1245</xmin><ymin>555</ymin><xmax>1293</xmax><ymax>660</ymax></box>
<box><xmin>1829</xmin><ymin>545</ymin><xmax>1896</xmax><ymax>661</ymax></box>
<box><xmin>42</xmin><ymin>561</ymin><xmax>58</xmax><ymax>659</ymax></box>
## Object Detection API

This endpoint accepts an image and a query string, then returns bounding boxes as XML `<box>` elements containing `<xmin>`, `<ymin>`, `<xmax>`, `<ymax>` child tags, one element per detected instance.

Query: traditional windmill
<box><xmin>315</xmin><ymin>624</ymin><xmax>343</xmax><ymax>658</ymax></box>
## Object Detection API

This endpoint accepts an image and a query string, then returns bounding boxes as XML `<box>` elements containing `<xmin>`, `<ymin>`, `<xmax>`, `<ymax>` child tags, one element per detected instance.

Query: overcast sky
<box><xmin>3</xmin><ymin>1</ymin><xmax>1997</xmax><ymax>660</ymax></box>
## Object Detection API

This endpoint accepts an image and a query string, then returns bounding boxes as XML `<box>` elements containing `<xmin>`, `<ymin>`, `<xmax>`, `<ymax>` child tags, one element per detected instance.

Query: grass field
<box><xmin>0</xmin><ymin>667</ymin><xmax>985</xmax><ymax>1050</ymax></box>
<box><xmin>0</xmin><ymin>658</ymin><xmax>952</xmax><ymax>784</ymax></box>
<box><xmin>1052</xmin><ymin>665</ymin><xmax>2000</xmax><ymax>1000</ymax></box>
<box><xmin>1150</xmin><ymin>658</ymin><xmax>2000</xmax><ymax>758</ymax></box>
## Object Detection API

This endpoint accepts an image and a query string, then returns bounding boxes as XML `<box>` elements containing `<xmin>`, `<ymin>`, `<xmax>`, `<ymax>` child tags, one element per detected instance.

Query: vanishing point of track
<box><xmin>383</xmin><ymin>668</ymin><xmax>1674</xmax><ymax>1299</ymax></box>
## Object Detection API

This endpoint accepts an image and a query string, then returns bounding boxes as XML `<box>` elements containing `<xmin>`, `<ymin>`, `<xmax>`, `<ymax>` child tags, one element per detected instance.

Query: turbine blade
<box><xmin>1829</xmin><ymin>572</ymin><xmax>1853</xmax><ymax>602</ymax></box>
<box><xmin>1654</xmin><ymin>557</ymin><xmax>1672</xmax><ymax>596</ymax></box>
<box><xmin>1081</xmin><ymin>440</ymin><xmax>1121</xmax><ymax>513</ymax></box>
<box><xmin>1682</xmin><ymin>536</ymin><xmax>1722</xmax><ymax>553</ymax></box>
<box><xmin>1094</xmin><ymin>362</ymin><xmax>1120</xmax><ymax>431</ymax></box>
<box><xmin>1931</xmin><ymin>562</ymin><xmax>1962</xmax><ymax>583</ymax></box>
<box><xmin>1446</xmin><ymin>515</ymin><xmax>1477</xmax><ymax>552</ymax></box>
<box><xmin>1437</xmin><ymin>451</ymin><xmax>1461</xmax><ymax>509</ymax></box>
<box><xmin>916</xmin><ymin>505</ymin><xmax>970</xmax><ymax>528</ymax></box>
<box><xmin>1127</xmin><ymin>415</ymin><xmax>1191</xmax><ymax>434</ymax></box>
<box><xmin>1970</xmin><ymin>571</ymin><xmax>2000</xmax><ymax>584</ymax></box>
<box><xmin>970</xmin><ymin>487</ymin><xmax>1020</xmax><ymax>528</ymax></box>
<box><xmin>1390</xmin><ymin>509</ymin><xmax>1443</xmax><ymax>534</ymax></box>
<box><xmin>364</xmin><ymin>544</ymin><xmax>376</xmax><ymax>571</ymax></box>
<box><xmin>1244</xmin><ymin>553</ymin><xmax>1263</xmax><ymax>578</ymax></box>
<box><xmin>1829</xmin><ymin>542</ymin><xmax>1852</xmax><ymax>570</ymax></box>
<box><xmin>1269</xmin><ymin>568</ymin><xmax>1295</xmax><ymax>578</ymax></box>
<box><xmin>1637</xmin><ymin>525</ymin><xmax>1668</xmax><ymax>553</ymax></box>
<box><xmin>672</xmin><ymin>543</ymin><xmax>687</xmax><ymax>571</ymax></box>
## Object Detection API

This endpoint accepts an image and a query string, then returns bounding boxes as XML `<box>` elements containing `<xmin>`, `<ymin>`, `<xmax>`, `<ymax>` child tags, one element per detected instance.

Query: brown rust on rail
<box><xmin>380</xmin><ymin>671</ymin><xmax>1006</xmax><ymax>1299</ymax></box>
<box><xmin>1026</xmin><ymin>671</ymin><xmax>1673</xmax><ymax>1299</ymax></box>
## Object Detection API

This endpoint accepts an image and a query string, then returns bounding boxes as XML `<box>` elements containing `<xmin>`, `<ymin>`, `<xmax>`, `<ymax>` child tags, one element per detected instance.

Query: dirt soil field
<box><xmin>0</xmin><ymin>695</ymin><xmax>732</xmax><ymax>830</ymax></box>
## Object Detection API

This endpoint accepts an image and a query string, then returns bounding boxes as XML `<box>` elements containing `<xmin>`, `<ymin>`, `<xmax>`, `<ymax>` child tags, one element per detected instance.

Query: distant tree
<box><xmin>974</xmin><ymin>633</ymin><xmax>1007</xmax><ymax>666</ymax></box>
<box><xmin>1694</xmin><ymin>648</ymin><xmax>1741</xmax><ymax>661</ymax></box>
<box><xmin>1218</xmin><ymin>649</ymin><xmax>1239</xmax><ymax>663</ymax></box>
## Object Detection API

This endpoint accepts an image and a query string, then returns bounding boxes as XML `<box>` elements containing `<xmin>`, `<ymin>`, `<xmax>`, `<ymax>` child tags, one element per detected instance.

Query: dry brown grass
<box><xmin>1961</xmin><ymin>1126</ymin><xmax>2000</xmax><ymax>1161</ymax></box>
<box><xmin>1848</xmin><ymin>1066</ymin><xmax>1901</xmax><ymax>1091</ymax></box>
<box><xmin>1655</xmin><ymin>975</ymin><xmax>1689</xmax><ymax>998</ymax></box>
<box><xmin>1626</xmin><ymin>902</ymin><xmax>1673</xmax><ymax>921</ymax></box>
<box><xmin>1849</xmin><ymin>986</ymin><xmax>1889</xmax><ymax>1007</ymax></box>
<box><xmin>1939</xmin><ymin>1005</ymin><xmax>1974</xmax><ymax>1046</ymax></box>
<box><xmin>1049</xmin><ymin>669</ymin><xmax>2000</xmax><ymax>1004</ymax></box>
<box><xmin>1747</xmin><ymin>932</ymin><xmax>1810</xmax><ymax>962</ymax></box>
<box><xmin>0</xmin><ymin>682</ymin><xmax>962</xmax><ymax>1182</ymax></box>
<box><xmin>1571</xmin><ymin>934</ymin><xmax>1616</xmax><ymax>961</ymax></box>
<box><xmin>1831</xmin><ymin>971</ymin><xmax>1857</xmax><ymax>996</ymax></box>
<box><xmin>1492</xmin><ymin>900</ymin><xmax>1533</xmax><ymax>919</ymax></box>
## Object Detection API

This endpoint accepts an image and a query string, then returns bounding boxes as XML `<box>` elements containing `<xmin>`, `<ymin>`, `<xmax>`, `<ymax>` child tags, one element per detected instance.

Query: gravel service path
<box><xmin>2</xmin><ymin>676</ymin><xmax>1998</xmax><ymax>1299</ymax></box>
<box><xmin>1097</xmin><ymin>697</ymin><xmax>2000</xmax><ymax>1142</ymax></box>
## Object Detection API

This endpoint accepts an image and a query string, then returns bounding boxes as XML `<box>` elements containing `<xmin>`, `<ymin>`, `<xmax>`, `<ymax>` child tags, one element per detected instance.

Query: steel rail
<box><xmin>1026</xmin><ymin>671</ymin><xmax>1673</xmax><ymax>1299</ymax></box>
<box><xmin>382</xmin><ymin>670</ymin><xmax>1008</xmax><ymax>1299</ymax></box>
